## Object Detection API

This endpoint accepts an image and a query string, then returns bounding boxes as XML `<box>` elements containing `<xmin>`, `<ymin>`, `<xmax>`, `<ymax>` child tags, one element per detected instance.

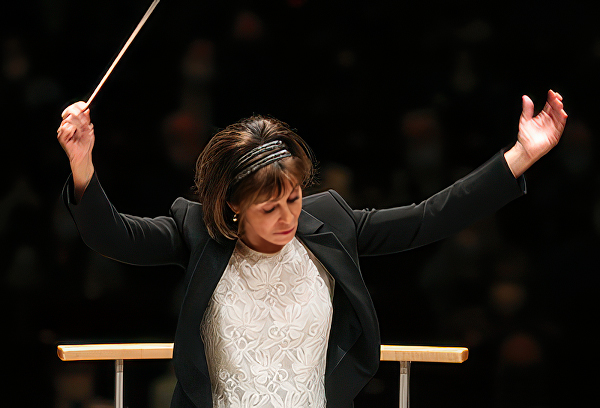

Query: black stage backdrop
<box><xmin>1</xmin><ymin>1</ymin><xmax>598</xmax><ymax>407</ymax></box>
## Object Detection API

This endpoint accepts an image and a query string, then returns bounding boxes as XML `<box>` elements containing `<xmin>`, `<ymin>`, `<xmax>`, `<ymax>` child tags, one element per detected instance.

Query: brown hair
<box><xmin>195</xmin><ymin>115</ymin><xmax>316</xmax><ymax>241</ymax></box>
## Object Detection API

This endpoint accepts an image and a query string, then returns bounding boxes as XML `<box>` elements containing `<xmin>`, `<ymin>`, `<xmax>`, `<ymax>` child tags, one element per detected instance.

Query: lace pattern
<box><xmin>201</xmin><ymin>237</ymin><xmax>333</xmax><ymax>408</ymax></box>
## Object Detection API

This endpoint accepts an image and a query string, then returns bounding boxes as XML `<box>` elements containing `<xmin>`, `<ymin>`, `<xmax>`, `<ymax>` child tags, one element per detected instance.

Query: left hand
<box><xmin>504</xmin><ymin>89</ymin><xmax>568</xmax><ymax>177</ymax></box>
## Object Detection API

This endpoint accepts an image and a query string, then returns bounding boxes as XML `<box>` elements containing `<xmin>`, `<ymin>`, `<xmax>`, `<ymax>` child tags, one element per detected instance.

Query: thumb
<box><xmin>521</xmin><ymin>95</ymin><xmax>534</xmax><ymax>121</ymax></box>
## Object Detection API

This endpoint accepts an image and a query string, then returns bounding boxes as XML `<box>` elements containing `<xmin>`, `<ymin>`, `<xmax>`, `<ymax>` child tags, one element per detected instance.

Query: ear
<box><xmin>227</xmin><ymin>202</ymin><xmax>239</xmax><ymax>214</ymax></box>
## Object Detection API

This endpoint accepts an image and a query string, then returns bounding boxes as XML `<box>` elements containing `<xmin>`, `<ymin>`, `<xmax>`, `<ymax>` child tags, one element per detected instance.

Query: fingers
<box><xmin>61</xmin><ymin>101</ymin><xmax>89</xmax><ymax>119</ymax></box>
<box><xmin>525</xmin><ymin>90</ymin><xmax>567</xmax><ymax>125</ymax></box>
<box><xmin>542</xmin><ymin>90</ymin><xmax>568</xmax><ymax>126</ymax></box>
<box><xmin>548</xmin><ymin>89</ymin><xmax>568</xmax><ymax>119</ymax></box>
<box><xmin>60</xmin><ymin>101</ymin><xmax>91</xmax><ymax>129</ymax></box>
<box><xmin>56</xmin><ymin>122</ymin><xmax>77</xmax><ymax>152</ymax></box>
<box><xmin>57</xmin><ymin>123</ymin><xmax>75</xmax><ymax>140</ymax></box>
<box><xmin>57</xmin><ymin>120</ymin><xmax>76</xmax><ymax>141</ymax></box>
<box><xmin>57</xmin><ymin>101</ymin><xmax>93</xmax><ymax>138</ymax></box>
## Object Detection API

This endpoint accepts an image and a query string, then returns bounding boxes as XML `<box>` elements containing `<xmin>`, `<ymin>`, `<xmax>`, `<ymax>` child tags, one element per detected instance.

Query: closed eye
<box><xmin>261</xmin><ymin>187</ymin><xmax>300</xmax><ymax>214</ymax></box>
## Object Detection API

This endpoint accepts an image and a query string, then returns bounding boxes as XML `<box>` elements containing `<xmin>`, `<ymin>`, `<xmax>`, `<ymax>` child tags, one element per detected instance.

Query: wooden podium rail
<box><xmin>58</xmin><ymin>343</ymin><xmax>468</xmax><ymax>408</ymax></box>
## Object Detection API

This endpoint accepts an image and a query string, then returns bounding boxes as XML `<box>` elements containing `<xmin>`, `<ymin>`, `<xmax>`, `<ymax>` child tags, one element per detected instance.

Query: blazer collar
<box><xmin>297</xmin><ymin>209</ymin><xmax>324</xmax><ymax>235</ymax></box>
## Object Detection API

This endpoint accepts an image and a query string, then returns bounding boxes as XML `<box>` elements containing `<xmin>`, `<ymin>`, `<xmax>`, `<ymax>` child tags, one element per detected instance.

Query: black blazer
<box><xmin>63</xmin><ymin>152</ymin><xmax>525</xmax><ymax>408</ymax></box>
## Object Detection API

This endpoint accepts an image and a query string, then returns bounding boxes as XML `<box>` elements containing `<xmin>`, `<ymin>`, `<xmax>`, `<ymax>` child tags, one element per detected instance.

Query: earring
<box><xmin>233</xmin><ymin>213</ymin><xmax>238</xmax><ymax>222</ymax></box>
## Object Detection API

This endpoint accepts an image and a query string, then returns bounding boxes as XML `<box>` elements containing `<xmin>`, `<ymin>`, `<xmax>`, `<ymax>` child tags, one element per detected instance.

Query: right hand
<box><xmin>57</xmin><ymin>101</ymin><xmax>96</xmax><ymax>200</ymax></box>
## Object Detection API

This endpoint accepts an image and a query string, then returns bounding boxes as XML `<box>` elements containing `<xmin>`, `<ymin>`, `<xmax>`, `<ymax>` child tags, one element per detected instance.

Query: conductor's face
<box><xmin>239</xmin><ymin>180</ymin><xmax>302</xmax><ymax>254</ymax></box>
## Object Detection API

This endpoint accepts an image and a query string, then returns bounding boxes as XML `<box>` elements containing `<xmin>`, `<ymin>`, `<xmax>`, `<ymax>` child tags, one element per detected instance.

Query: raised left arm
<box><xmin>504</xmin><ymin>89</ymin><xmax>568</xmax><ymax>177</ymax></box>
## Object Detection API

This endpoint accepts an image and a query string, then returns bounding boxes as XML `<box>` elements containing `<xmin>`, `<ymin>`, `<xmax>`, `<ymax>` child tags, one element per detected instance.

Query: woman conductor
<box><xmin>57</xmin><ymin>90</ymin><xmax>566</xmax><ymax>408</ymax></box>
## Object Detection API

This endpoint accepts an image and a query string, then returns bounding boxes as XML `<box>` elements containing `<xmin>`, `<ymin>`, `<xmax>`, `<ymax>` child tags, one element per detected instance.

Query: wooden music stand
<box><xmin>58</xmin><ymin>343</ymin><xmax>467</xmax><ymax>408</ymax></box>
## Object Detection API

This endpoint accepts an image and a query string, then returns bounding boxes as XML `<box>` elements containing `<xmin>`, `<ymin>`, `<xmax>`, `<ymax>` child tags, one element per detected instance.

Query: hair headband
<box><xmin>232</xmin><ymin>140</ymin><xmax>292</xmax><ymax>184</ymax></box>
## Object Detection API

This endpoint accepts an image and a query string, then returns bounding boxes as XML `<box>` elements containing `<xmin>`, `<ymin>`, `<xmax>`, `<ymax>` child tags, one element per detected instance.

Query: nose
<box><xmin>280</xmin><ymin>203</ymin><xmax>294</xmax><ymax>224</ymax></box>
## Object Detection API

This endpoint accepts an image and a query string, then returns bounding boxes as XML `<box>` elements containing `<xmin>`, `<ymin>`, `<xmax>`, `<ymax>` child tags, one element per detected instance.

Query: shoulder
<box><xmin>302</xmin><ymin>189</ymin><xmax>356</xmax><ymax>227</ymax></box>
<box><xmin>170</xmin><ymin>197</ymin><xmax>211</xmax><ymax>245</ymax></box>
<box><xmin>304</xmin><ymin>189</ymin><xmax>352</xmax><ymax>212</ymax></box>
<box><xmin>170</xmin><ymin>197</ymin><xmax>203</xmax><ymax>221</ymax></box>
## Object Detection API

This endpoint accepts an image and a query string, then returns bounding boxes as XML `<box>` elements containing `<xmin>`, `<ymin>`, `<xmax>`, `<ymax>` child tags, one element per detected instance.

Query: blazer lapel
<box><xmin>297</xmin><ymin>210</ymin><xmax>367</xmax><ymax>378</ymax></box>
<box><xmin>175</xmin><ymin>238</ymin><xmax>236</xmax><ymax>378</ymax></box>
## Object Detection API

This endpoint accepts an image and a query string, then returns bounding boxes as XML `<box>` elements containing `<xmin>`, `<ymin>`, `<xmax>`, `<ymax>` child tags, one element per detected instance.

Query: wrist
<box><xmin>503</xmin><ymin>142</ymin><xmax>533</xmax><ymax>178</ymax></box>
<box><xmin>71</xmin><ymin>157</ymin><xmax>94</xmax><ymax>203</ymax></box>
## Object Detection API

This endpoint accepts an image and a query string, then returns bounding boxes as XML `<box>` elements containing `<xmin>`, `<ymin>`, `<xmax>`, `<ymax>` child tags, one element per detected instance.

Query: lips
<box><xmin>276</xmin><ymin>227</ymin><xmax>295</xmax><ymax>235</ymax></box>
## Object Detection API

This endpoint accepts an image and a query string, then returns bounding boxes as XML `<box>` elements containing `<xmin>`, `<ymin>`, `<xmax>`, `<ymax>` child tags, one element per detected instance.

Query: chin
<box><xmin>272</xmin><ymin>229</ymin><xmax>296</xmax><ymax>244</ymax></box>
<box><xmin>273</xmin><ymin>236</ymin><xmax>293</xmax><ymax>246</ymax></box>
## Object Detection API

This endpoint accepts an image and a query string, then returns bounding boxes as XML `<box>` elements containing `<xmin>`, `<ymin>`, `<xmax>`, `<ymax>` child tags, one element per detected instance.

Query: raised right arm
<box><xmin>58</xmin><ymin>102</ymin><xmax>189</xmax><ymax>267</ymax></box>
<box><xmin>62</xmin><ymin>173</ymin><xmax>189</xmax><ymax>267</ymax></box>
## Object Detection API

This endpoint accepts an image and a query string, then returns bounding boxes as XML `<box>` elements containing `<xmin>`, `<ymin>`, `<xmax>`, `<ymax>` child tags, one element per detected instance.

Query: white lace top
<box><xmin>201</xmin><ymin>237</ymin><xmax>334</xmax><ymax>408</ymax></box>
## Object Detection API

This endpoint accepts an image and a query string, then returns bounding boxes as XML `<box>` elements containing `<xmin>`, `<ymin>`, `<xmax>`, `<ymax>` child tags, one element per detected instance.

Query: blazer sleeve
<box><xmin>62</xmin><ymin>172</ymin><xmax>189</xmax><ymax>268</ymax></box>
<box><xmin>346</xmin><ymin>151</ymin><xmax>526</xmax><ymax>256</ymax></box>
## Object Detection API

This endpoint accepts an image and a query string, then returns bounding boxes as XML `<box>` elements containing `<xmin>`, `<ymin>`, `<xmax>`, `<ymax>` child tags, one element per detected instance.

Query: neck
<box><xmin>239</xmin><ymin>236</ymin><xmax>285</xmax><ymax>254</ymax></box>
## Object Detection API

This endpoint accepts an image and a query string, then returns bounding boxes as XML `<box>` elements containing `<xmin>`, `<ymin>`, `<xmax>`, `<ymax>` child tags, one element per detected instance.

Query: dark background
<box><xmin>1</xmin><ymin>0</ymin><xmax>598</xmax><ymax>407</ymax></box>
